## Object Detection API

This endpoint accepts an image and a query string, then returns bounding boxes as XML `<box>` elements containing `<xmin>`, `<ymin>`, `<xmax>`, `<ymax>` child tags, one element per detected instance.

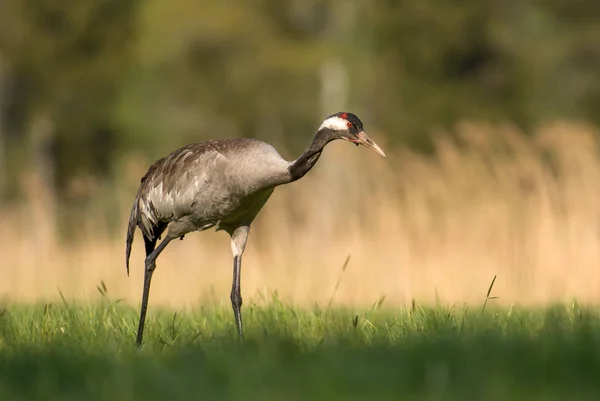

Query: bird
<box><xmin>125</xmin><ymin>111</ymin><xmax>386</xmax><ymax>346</ymax></box>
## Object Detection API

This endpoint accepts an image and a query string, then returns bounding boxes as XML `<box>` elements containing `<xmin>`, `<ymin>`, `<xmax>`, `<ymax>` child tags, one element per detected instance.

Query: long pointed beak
<box><xmin>354</xmin><ymin>131</ymin><xmax>386</xmax><ymax>158</ymax></box>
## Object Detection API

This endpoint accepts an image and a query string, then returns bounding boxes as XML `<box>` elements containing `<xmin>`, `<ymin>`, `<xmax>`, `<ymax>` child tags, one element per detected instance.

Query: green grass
<box><xmin>1</xmin><ymin>295</ymin><xmax>600</xmax><ymax>401</ymax></box>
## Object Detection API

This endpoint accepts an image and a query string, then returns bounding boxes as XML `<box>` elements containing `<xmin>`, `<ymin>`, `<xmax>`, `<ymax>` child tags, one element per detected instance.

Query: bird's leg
<box><xmin>229</xmin><ymin>225</ymin><xmax>250</xmax><ymax>341</ymax></box>
<box><xmin>136</xmin><ymin>235</ymin><xmax>173</xmax><ymax>347</ymax></box>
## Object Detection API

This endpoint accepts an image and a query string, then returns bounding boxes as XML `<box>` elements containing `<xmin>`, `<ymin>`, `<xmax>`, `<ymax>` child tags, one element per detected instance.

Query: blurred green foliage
<box><xmin>1</xmin><ymin>0</ymin><xmax>600</xmax><ymax>198</ymax></box>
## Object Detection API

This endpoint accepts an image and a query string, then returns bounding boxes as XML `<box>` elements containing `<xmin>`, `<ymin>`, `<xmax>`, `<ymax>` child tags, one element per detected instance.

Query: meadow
<box><xmin>3</xmin><ymin>122</ymin><xmax>600</xmax><ymax>399</ymax></box>
<box><xmin>1</xmin><ymin>296</ymin><xmax>600</xmax><ymax>401</ymax></box>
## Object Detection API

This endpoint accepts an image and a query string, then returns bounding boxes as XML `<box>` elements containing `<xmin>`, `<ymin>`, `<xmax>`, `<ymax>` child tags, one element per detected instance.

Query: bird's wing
<box><xmin>137</xmin><ymin>145</ymin><xmax>230</xmax><ymax>238</ymax></box>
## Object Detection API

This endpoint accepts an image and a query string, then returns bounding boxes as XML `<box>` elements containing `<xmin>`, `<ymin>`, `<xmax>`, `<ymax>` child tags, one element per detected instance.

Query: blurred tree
<box><xmin>1</xmin><ymin>0</ymin><xmax>600</xmax><ymax>202</ymax></box>
<box><xmin>359</xmin><ymin>0</ymin><xmax>600</xmax><ymax>149</ymax></box>
<box><xmin>0</xmin><ymin>0</ymin><xmax>139</xmax><ymax>197</ymax></box>
<box><xmin>0</xmin><ymin>54</ymin><xmax>6</xmax><ymax>196</ymax></box>
<box><xmin>115</xmin><ymin>0</ymin><xmax>331</xmax><ymax>162</ymax></box>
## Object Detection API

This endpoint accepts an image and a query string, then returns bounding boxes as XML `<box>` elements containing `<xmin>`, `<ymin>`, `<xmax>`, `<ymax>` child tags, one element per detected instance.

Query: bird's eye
<box><xmin>346</xmin><ymin>122</ymin><xmax>353</xmax><ymax>128</ymax></box>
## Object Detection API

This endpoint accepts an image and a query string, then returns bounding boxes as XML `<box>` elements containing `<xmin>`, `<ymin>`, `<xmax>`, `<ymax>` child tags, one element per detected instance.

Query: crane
<box><xmin>125</xmin><ymin>112</ymin><xmax>386</xmax><ymax>346</ymax></box>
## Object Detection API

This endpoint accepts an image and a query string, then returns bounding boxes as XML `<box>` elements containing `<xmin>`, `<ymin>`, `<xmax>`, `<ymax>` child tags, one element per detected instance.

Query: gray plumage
<box><xmin>127</xmin><ymin>139</ymin><xmax>288</xmax><ymax>250</ymax></box>
<box><xmin>126</xmin><ymin>112</ymin><xmax>386</xmax><ymax>346</ymax></box>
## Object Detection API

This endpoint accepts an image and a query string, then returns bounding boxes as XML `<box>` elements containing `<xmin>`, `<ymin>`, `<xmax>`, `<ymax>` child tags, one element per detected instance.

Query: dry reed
<box><xmin>2</xmin><ymin>121</ymin><xmax>600</xmax><ymax>308</ymax></box>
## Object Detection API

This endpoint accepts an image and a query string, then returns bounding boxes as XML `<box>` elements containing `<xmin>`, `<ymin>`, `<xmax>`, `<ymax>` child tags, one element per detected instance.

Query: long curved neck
<box><xmin>287</xmin><ymin>130</ymin><xmax>334</xmax><ymax>182</ymax></box>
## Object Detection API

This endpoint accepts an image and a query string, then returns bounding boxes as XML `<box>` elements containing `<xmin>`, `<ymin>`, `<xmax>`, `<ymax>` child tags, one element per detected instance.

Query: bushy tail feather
<box><xmin>125</xmin><ymin>197</ymin><xmax>139</xmax><ymax>277</ymax></box>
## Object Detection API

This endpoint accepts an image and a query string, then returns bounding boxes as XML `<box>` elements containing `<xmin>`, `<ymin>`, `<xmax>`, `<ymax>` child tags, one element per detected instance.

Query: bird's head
<box><xmin>317</xmin><ymin>112</ymin><xmax>386</xmax><ymax>158</ymax></box>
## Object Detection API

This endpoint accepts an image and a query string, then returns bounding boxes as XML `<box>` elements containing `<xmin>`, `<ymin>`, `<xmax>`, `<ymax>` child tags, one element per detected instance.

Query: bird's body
<box><xmin>127</xmin><ymin>139</ymin><xmax>289</xmax><ymax>247</ymax></box>
<box><xmin>126</xmin><ymin>112</ymin><xmax>386</xmax><ymax>346</ymax></box>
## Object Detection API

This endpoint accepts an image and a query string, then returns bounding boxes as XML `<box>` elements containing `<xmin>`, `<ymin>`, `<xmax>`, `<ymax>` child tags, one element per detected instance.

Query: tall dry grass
<box><xmin>2</xmin><ymin>121</ymin><xmax>600</xmax><ymax>308</ymax></box>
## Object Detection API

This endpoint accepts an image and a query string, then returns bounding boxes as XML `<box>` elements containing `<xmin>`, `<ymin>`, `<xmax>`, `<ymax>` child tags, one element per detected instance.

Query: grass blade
<box><xmin>326</xmin><ymin>254</ymin><xmax>351</xmax><ymax>313</ymax></box>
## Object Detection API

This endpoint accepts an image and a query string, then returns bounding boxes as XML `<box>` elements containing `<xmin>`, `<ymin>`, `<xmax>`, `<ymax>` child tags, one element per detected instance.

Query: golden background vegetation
<box><xmin>3</xmin><ymin>122</ymin><xmax>600</xmax><ymax>308</ymax></box>
<box><xmin>2</xmin><ymin>1</ymin><xmax>600</xmax><ymax>308</ymax></box>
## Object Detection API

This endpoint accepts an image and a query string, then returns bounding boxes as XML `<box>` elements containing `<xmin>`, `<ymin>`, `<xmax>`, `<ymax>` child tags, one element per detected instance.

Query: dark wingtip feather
<box><xmin>125</xmin><ymin>241</ymin><xmax>131</xmax><ymax>277</ymax></box>
<box><xmin>125</xmin><ymin>198</ymin><xmax>139</xmax><ymax>277</ymax></box>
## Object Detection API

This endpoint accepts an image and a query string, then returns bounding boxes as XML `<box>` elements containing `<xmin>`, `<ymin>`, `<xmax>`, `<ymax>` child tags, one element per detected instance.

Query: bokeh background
<box><xmin>1</xmin><ymin>0</ymin><xmax>600</xmax><ymax>308</ymax></box>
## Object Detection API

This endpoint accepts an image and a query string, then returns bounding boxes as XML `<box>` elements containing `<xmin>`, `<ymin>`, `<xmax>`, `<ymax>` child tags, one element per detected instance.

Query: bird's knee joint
<box><xmin>230</xmin><ymin>291</ymin><xmax>242</xmax><ymax>308</ymax></box>
<box><xmin>144</xmin><ymin>257</ymin><xmax>156</xmax><ymax>273</ymax></box>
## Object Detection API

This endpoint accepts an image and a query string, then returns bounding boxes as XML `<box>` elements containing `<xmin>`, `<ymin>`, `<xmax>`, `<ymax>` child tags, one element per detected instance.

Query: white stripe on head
<box><xmin>318</xmin><ymin>116</ymin><xmax>348</xmax><ymax>131</ymax></box>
